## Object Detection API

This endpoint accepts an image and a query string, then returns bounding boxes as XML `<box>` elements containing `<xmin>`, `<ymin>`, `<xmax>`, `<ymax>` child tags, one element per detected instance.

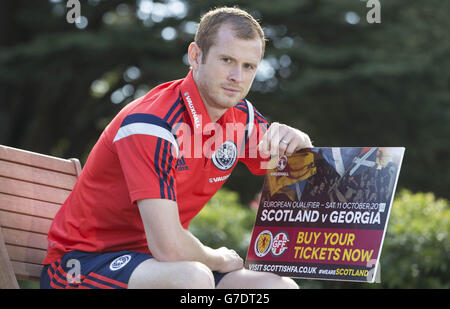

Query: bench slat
<box><xmin>0</xmin><ymin>210</ymin><xmax>53</xmax><ymax>235</ymax></box>
<box><xmin>0</xmin><ymin>193</ymin><xmax>60</xmax><ymax>220</ymax></box>
<box><xmin>12</xmin><ymin>261</ymin><xmax>43</xmax><ymax>280</ymax></box>
<box><xmin>0</xmin><ymin>176</ymin><xmax>71</xmax><ymax>205</ymax></box>
<box><xmin>0</xmin><ymin>145</ymin><xmax>77</xmax><ymax>175</ymax></box>
<box><xmin>6</xmin><ymin>244</ymin><xmax>47</xmax><ymax>265</ymax></box>
<box><xmin>2</xmin><ymin>228</ymin><xmax>48</xmax><ymax>251</ymax></box>
<box><xmin>0</xmin><ymin>159</ymin><xmax>77</xmax><ymax>190</ymax></box>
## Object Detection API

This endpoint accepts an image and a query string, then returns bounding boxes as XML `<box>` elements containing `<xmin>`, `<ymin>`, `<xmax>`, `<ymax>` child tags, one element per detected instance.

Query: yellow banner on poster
<box><xmin>268</xmin><ymin>151</ymin><xmax>317</xmax><ymax>197</ymax></box>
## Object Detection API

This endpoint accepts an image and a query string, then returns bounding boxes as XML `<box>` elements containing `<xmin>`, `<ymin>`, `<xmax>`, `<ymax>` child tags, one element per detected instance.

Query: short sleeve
<box><xmin>113</xmin><ymin>114</ymin><xmax>178</xmax><ymax>204</ymax></box>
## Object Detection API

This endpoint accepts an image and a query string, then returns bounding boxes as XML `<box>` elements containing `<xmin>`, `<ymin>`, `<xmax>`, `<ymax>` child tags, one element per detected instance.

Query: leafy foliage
<box><xmin>189</xmin><ymin>188</ymin><xmax>256</xmax><ymax>259</ymax></box>
<box><xmin>380</xmin><ymin>190</ymin><xmax>450</xmax><ymax>288</ymax></box>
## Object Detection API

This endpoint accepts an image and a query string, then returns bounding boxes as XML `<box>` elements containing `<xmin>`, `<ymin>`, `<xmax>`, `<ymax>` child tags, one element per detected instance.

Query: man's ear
<box><xmin>188</xmin><ymin>42</ymin><xmax>202</xmax><ymax>71</ymax></box>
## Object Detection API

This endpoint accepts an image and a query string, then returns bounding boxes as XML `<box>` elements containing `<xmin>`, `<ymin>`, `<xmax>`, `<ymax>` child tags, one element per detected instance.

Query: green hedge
<box><xmin>379</xmin><ymin>190</ymin><xmax>450</xmax><ymax>288</ymax></box>
<box><xmin>189</xmin><ymin>189</ymin><xmax>257</xmax><ymax>259</ymax></box>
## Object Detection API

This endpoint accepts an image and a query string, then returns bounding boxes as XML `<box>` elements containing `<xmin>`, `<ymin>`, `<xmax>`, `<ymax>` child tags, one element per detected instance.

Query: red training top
<box><xmin>43</xmin><ymin>70</ymin><xmax>269</xmax><ymax>264</ymax></box>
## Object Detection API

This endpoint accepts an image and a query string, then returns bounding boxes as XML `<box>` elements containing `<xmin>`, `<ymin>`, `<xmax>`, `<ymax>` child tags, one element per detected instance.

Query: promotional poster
<box><xmin>245</xmin><ymin>147</ymin><xmax>405</xmax><ymax>282</ymax></box>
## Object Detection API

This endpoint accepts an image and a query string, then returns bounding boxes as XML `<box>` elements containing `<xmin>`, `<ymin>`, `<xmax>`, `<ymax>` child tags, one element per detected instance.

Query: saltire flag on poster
<box><xmin>267</xmin><ymin>151</ymin><xmax>317</xmax><ymax>199</ymax></box>
<box><xmin>313</xmin><ymin>147</ymin><xmax>378</xmax><ymax>177</ymax></box>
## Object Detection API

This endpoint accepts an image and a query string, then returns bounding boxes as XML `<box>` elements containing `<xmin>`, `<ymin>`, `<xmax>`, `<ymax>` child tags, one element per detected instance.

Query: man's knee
<box><xmin>128</xmin><ymin>260</ymin><xmax>214</xmax><ymax>289</ymax></box>
<box><xmin>217</xmin><ymin>269</ymin><xmax>299</xmax><ymax>289</ymax></box>
<box><xmin>277</xmin><ymin>276</ymin><xmax>299</xmax><ymax>289</ymax></box>
<box><xmin>178</xmin><ymin>261</ymin><xmax>215</xmax><ymax>289</ymax></box>
<box><xmin>257</xmin><ymin>273</ymin><xmax>299</xmax><ymax>289</ymax></box>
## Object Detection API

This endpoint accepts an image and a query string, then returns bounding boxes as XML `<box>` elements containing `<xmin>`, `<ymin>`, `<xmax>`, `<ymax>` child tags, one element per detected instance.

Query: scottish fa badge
<box><xmin>211</xmin><ymin>140</ymin><xmax>237</xmax><ymax>171</ymax></box>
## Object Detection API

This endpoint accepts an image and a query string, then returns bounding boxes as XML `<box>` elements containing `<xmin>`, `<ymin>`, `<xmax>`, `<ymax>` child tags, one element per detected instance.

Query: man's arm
<box><xmin>137</xmin><ymin>198</ymin><xmax>243</xmax><ymax>273</ymax></box>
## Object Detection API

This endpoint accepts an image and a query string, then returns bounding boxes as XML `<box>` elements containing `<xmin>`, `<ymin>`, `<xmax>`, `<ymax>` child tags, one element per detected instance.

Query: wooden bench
<box><xmin>0</xmin><ymin>145</ymin><xmax>81</xmax><ymax>289</ymax></box>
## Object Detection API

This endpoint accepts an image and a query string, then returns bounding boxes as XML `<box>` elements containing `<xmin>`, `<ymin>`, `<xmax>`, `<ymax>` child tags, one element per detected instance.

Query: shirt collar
<box><xmin>179</xmin><ymin>70</ymin><xmax>212</xmax><ymax>132</ymax></box>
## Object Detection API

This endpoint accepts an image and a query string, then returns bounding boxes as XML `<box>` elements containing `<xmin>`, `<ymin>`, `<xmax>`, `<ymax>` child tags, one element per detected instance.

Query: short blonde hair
<box><xmin>194</xmin><ymin>6</ymin><xmax>266</xmax><ymax>62</ymax></box>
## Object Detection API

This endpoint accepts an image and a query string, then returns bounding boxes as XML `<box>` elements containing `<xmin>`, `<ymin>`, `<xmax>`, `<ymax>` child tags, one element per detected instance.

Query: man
<box><xmin>40</xmin><ymin>7</ymin><xmax>312</xmax><ymax>289</ymax></box>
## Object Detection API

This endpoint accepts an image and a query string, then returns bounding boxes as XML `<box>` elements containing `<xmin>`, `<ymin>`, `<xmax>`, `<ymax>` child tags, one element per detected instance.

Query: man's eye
<box><xmin>244</xmin><ymin>64</ymin><xmax>255</xmax><ymax>70</ymax></box>
<box><xmin>222</xmin><ymin>57</ymin><xmax>231</xmax><ymax>63</ymax></box>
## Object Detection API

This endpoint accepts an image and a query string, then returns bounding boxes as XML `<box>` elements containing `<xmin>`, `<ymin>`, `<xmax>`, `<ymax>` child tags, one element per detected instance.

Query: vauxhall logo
<box><xmin>184</xmin><ymin>92</ymin><xmax>200</xmax><ymax>129</ymax></box>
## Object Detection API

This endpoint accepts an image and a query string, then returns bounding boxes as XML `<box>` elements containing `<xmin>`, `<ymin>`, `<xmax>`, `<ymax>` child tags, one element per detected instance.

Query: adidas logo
<box><xmin>176</xmin><ymin>156</ymin><xmax>189</xmax><ymax>171</ymax></box>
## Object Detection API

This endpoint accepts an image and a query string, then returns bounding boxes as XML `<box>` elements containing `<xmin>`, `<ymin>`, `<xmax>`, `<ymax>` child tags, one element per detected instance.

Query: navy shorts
<box><xmin>40</xmin><ymin>250</ymin><xmax>227</xmax><ymax>289</ymax></box>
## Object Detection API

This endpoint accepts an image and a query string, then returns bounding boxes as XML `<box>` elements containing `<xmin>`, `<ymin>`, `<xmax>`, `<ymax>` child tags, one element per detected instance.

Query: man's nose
<box><xmin>228</xmin><ymin>66</ymin><xmax>243</xmax><ymax>83</ymax></box>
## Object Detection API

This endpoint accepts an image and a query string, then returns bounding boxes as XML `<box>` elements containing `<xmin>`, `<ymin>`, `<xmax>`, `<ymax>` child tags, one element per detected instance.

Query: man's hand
<box><xmin>258</xmin><ymin>122</ymin><xmax>313</xmax><ymax>157</ymax></box>
<box><xmin>214</xmin><ymin>247</ymin><xmax>243</xmax><ymax>273</ymax></box>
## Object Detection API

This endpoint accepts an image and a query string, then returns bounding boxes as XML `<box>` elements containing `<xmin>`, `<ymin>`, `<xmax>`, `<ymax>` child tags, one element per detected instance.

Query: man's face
<box><xmin>191</xmin><ymin>24</ymin><xmax>262</xmax><ymax>113</ymax></box>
